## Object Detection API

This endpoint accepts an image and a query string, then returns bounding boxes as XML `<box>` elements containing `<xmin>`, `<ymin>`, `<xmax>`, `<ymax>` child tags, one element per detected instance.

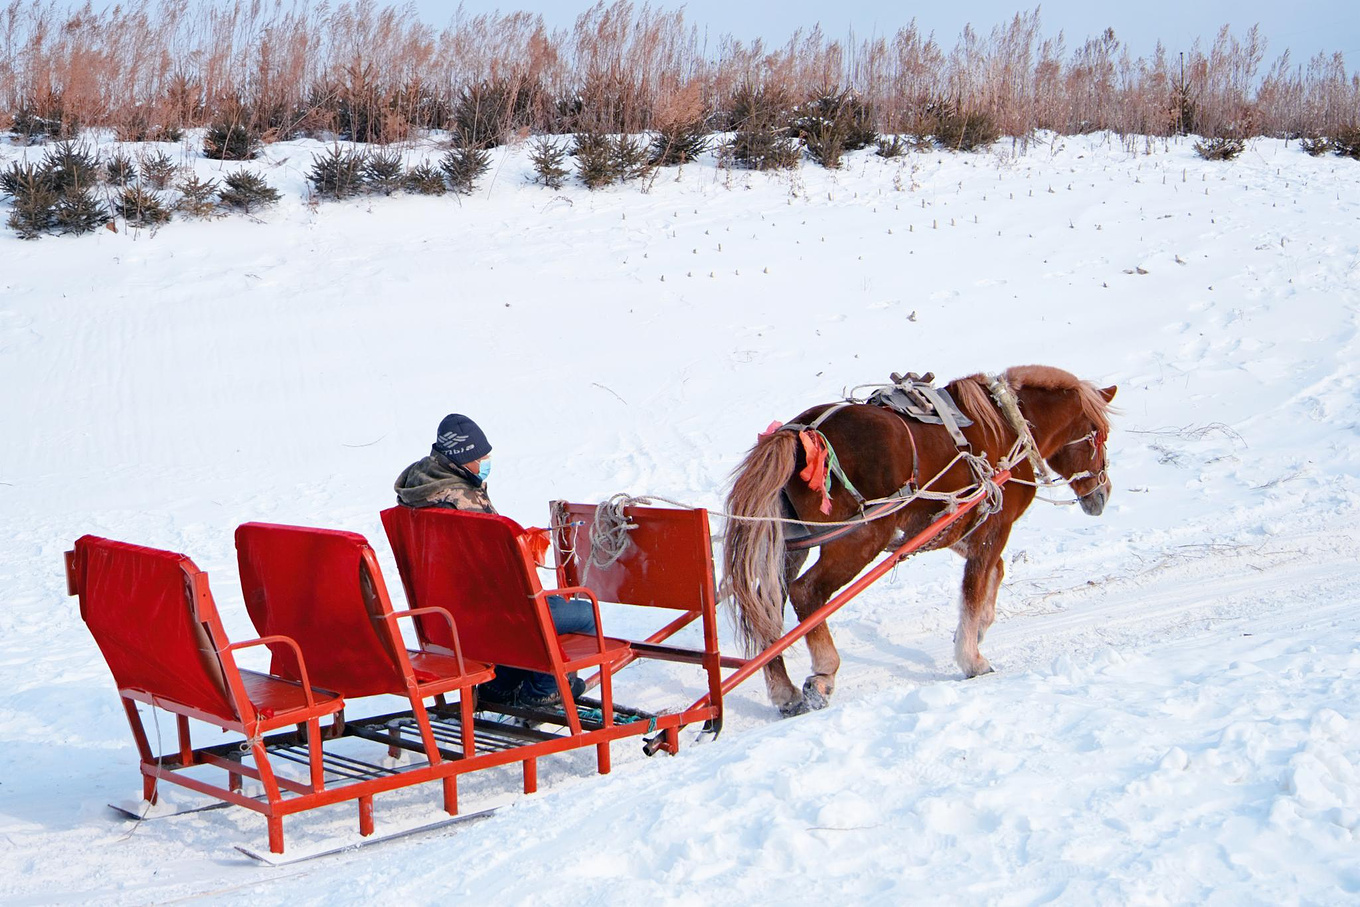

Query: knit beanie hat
<box><xmin>431</xmin><ymin>413</ymin><xmax>491</xmax><ymax>465</ymax></box>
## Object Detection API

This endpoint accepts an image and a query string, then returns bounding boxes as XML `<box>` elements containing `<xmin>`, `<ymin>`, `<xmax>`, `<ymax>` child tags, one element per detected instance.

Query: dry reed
<box><xmin>0</xmin><ymin>1</ymin><xmax>1354</xmax><ymax>144</ymax></box>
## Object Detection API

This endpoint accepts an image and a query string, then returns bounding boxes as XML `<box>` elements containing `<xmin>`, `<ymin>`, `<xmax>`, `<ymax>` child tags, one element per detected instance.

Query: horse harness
<box><xmin>778</xmin><ymin>373</ymin><xmax>983</xmax><ymax>551</ymax></box>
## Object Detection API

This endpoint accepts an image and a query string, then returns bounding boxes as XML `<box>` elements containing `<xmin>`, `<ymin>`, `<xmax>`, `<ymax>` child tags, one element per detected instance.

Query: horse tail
<box><xmin>722</xmin><ymin>430</ymin><xmax>798</xmax><ymax>656</ymax></box>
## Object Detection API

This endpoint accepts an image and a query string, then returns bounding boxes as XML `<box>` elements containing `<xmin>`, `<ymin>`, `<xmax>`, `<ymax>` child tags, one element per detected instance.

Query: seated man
<box><xmin>394</xmin><ymin>413</ymin><xmax>589</xmax><ymax>709</ymax></box>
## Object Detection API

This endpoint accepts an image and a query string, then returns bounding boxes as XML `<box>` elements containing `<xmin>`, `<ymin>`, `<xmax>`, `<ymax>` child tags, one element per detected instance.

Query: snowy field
<box><xmin>1</xmin><ymin>131</ymin><xmax>1358</xmax><ymax>904</ymax></box>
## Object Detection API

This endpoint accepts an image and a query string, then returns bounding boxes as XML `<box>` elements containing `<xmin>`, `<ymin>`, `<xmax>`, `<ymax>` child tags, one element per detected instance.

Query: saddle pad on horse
<box><xmin>867</xmin><ymin>372</ymin><xmax>974</xmax><ymax>447</ymax></box>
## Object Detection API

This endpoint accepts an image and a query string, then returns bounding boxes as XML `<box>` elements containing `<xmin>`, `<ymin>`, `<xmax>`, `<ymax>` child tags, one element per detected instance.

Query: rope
<box><xmin>575</xmin><ymin>379</ymin><xmax>1098</xmax><ymax>542</ymax></box>
<box><xmin>987</xmin><ymin>374</ymin><xmax>1051</xmax><ymax>481</ymax></box>
<box><xmin>563</xmin><ymin>704</ymin><xmax>656</xmax><ymax>732</ymax></box>
<box><xmin>585</xmin><ymin>493</ymin><xmax>643</xmax><ymax>575</ymax></box>
<box><xmin>591</xmin><ymin>429</ymin><xmax>1094</xmax><ymax>538</ymax></box>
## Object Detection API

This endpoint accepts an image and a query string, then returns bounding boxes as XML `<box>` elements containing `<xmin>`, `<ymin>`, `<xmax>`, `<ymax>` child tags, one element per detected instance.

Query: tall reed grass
<box><xmin>0</xmin><ymin>1</ymin><xmax>1354</xmax><ymax>144</ymax></box>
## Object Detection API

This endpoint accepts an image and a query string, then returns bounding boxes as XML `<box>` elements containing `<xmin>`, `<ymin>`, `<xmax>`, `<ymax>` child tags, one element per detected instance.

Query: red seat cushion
<box><xmin>240</xmin><ymin>670</ymin><xmax>344</xmax><ymax>726</ymax></box>
<box><xmin>407</xmin><ymin>650</ymin><xmax>495</xmax><ymax>693</ymax></box>
<box><xmin>559</xmin><ymin>633</ymin><xmax>632</xmax><ymax>671</ymax></box>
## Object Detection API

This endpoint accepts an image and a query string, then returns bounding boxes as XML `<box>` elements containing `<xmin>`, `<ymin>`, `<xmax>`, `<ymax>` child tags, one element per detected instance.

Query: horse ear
<box><xmin>1100</xmin><ymin>385</ymin><xmax>1118</xmax><ymax>403</ymax></box>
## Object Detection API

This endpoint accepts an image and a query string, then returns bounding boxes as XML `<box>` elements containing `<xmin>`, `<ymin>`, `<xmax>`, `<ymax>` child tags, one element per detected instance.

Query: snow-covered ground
<box><xmin>1</xmin><ymin>131</ymin><xmax>1357</xmax><ymax>904</ymax></box>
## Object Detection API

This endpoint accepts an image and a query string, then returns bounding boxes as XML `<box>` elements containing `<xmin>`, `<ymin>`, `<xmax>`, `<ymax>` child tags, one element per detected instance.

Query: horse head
<box><xmin>1045</xmin><ymin>384</ymin><xmax>1117</xmax><ymax>515</ymax></box>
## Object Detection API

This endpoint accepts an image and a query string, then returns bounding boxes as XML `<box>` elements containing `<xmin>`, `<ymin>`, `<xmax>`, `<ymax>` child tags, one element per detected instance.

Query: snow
<box><xmin>1</xmin><ymin>132</ymin><xmax>1358</xmax><ymax>904</ymax></box>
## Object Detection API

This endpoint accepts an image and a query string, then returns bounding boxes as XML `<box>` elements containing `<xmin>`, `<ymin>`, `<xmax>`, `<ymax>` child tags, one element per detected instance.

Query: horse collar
<box><xmin>987</xmin><ymin>375</ymin><xmax>1050</xmax><ymax>480</ymax></box>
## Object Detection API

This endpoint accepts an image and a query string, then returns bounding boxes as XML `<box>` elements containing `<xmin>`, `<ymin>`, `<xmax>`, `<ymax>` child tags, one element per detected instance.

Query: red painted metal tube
<box><xmin>697</xmin><ymin>469</ymin><xmax>1012</xmax><ymax>707</ymax></box>
<box><xmin>581</xmin><ymin>609</ymin><xmax>701</xmax><ymax>693</ymax></box>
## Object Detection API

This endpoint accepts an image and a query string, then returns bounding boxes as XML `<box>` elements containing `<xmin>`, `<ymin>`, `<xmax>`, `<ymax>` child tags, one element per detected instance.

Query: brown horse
<box><xmin>722</xmin><ymin>365</ymin><xmax>1116</xmax><ymax>716</ymax></box>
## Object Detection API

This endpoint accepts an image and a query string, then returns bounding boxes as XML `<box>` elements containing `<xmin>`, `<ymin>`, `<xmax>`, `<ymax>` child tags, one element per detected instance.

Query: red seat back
<box><xmin>236</xmin><ymin>522</ymin><xmax>407</xmax><ymax>698</ymax></box>
<box><xmin>70</xmin><ymin>535</ymin><xmax>239</xmax><ymax>724</ymax></box>
<box><xmin>381</xmin><ymin>506</ymin><xmax>557</xmax><ymax>672</ymax></box>
<box><xmin>552</xmin><ymin>503</ymin><xmax>717</xmax><ymax>612</ymax></box>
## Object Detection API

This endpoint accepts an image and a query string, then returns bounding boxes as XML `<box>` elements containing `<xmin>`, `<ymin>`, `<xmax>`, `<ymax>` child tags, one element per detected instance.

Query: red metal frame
<box><xmin>235</xmin><ymin>522</ymin><xmax>496</xmax><ymax>817</ymax></box>
<box><xmin>550</xmin><ymin>501</ymin><xmax>725</xmax><ymax>740</ymax></box>
<box><xmin>69</xmin><ymin>536</ymin><xmax>349</xmax><ymax>854</ymax></box>
<box><xmin>72</xmin><ymin>481</ymin><xmax>1008</xmax><ymax>854</ymax></box>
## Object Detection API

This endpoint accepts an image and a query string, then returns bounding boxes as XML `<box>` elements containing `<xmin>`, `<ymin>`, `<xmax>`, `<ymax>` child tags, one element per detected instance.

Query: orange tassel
<box><xmin>797</xmin><ymin>431</ymin><xmax>834</xmax><ymax>514</ymax></box>
<box><xmin>523</xmin><ymin>527</ymin><xmax>552</xmax><ymax>567</ymax></box>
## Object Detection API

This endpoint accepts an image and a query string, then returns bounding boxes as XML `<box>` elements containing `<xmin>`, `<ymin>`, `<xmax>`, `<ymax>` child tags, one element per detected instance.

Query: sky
<box><xmin>412</xmin><ymin>1</ymin><xmax>1358</xmax><ymax>62</ymax></box>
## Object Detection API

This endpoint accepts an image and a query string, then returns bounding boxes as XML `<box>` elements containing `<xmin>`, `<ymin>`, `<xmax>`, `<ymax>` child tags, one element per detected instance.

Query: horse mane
<box><xmin>948</xmin><ymin>374</ymin><xmax>1007</xmax><ymax>446</ymax></box>
<box><xmin>1005</xmin><ymin>365</ymin><xmax>1113</xmax><ymax>435</ymax></box>
<box><xmin>947</xmin><ymin>365</ymin><xmax>1112</xmax><ymax>446</ymax></box>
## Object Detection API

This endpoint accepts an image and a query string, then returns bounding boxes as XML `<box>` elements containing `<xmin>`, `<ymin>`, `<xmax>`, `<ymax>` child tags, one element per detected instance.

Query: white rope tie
<box><xmin>582</xmin><ymin>493</ymin><xmax>647</xmax><ymax>579</ymax></box>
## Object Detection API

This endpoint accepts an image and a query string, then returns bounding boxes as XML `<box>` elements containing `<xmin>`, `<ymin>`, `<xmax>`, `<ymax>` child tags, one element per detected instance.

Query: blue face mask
<box><xmin>477</xmin><ymin>459</ymin><xmax>492</xmax><ymax>482</ymax></box>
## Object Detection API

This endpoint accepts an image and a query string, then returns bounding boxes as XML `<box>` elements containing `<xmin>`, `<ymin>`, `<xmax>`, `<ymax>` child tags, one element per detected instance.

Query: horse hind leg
<box><xmin>763</xmin><ymin>656</ymin><xmax>807</xmax><ymax>717</ymax></box>
<box><xmin>763</xmin><ymin>548</ymin><xmax>812</xmax><ymax>716</ymax></box>
<box><xmin>788</xmin><ymin>586</ymin><xmax>840</xmax><ymax>710</ymax></box>
<box><xmin>799</xmin><ymin>623</ymin><xmax>840</xmax><ymax>710</ymax></box>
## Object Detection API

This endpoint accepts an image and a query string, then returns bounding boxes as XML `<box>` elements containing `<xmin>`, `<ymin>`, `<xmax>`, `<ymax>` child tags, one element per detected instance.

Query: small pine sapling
<box><xmin>116</xmin><ymin>186</ymin><xmax>171</xmax><ymax>227</ymax></box>
<box><xmin>1193</xmin><ymin>137</ymin><xmax>1245</xmax><ymax>161</ymax></box>
<box><xmin>649</xmin><ymin>121</ymin><xmax>709</xmax><ymax>166</ymax></box>
<box><xmin>203</xmin><ymin>121</ymin><xmax>261</xmax><ymax>161</ymax></box>
<box><xmin>1332</xmin><ymin>126</ymin><xmax>1360</xmax><ymax>160</ymax></box>
<box><xmin>10</xmin><ymin>92</ymin><xmax>79</xmax><ymax>143</ymax></box>
<box><xmin>218</xmin><ymin>170</ymin><xmax>281</xmax><ymax>212</ymax></box>
<box><xmin>5</xmin><ymin>166</ymin><xmax>58</xmax><ymax>238</ymax></box>
<box><xmin>722</xmin><ymin>84</ymin><xmax>800</xmax><ymax>171</ymax></box>
<box><xmin>54</xmin><ymin>185</ymin><xmax>111</xmax><ymax>235</ymax></box>
<box><xmin>611</xmin><ymin>134</ymin><xmax>652</xmax><ymax>182</ymax></box>
<box><xmin>1299</xmin><ymin>136</ymin><xmax>1331</xmax><ymax>156</ymax></box>
<box><xmin>104</xmin><ymin>152</ymin><xmax>138</xmax><ymax>186</ymax></box>
<box><xmin>452</xmin><ymin>79</ymin><xmax>523</xmax><ymax>149</ymax></box>
<box><xmin>363</xmin><ymin>149</ymin><xmax>405</xmax><ymax>195</ymax></box>
<box><xmin>441</xmin><ymin>146</ymin><xmax>491</xmax><ymax>194</ymax></box>
<box><xmin>573</xmin><ymin>131</ymin><xmax>617</xmax><ymax>188</ymax></box>
<box><xmin>1</xmin><ymin>160</ymin><xmax>37</xmax><ymax>198</ymax></box>
<box><xmin>723</xmin><ymin>129</ymin><xmax>801</xmax><ymax>170</ymax></box>
<box><xmin>529</xmin><ymin>137</ymin><xmax>569</xmax><ymax>188</ymax></box>
<box><xmin>140</xmin><ymin>150</ymin><xmax>177</xmax><ymax>190</ymax></box>
<box><xmin>875</xmin><ymin>136</ymin><xmax>909</xmax><ymax>158</ymax></box>
<box><xmin>931</xmin><ymin>100</ymin><xmax>999</xmax><ymax>152</ymax></box>
<box><xmin>404</xmin><ymin>163</ymin><xmax>447</xmax><ymax>195</ymax></box>
<box><xmin>41</xmin><ymin>141</ymin><xmax>100</xmax><ymax>192</ymax></box>
<box><xmin>308</xmin><ymin>146</ymin><xmax>368</xmax><ymax>199</ymax></box>
<box><xmin>175</xmin><ymin>174</ymin><xmax>220</xmax><ymax>217</ymax></box>
<box><xmin>794</xmin><ymin>89</ymin><xmax>878</xmax><ymax>169</ymax></box>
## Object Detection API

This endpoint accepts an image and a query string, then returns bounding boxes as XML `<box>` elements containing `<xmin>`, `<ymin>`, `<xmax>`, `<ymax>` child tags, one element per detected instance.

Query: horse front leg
<box><xmin>954</xmin><ymin>549</ymin><xmax>1003</xmax><ymax>678</ymax></box>
<box><xmin>977</xmin><ymin>556</ymin><xmax>1004</xmax><ymax>644</ymax></box>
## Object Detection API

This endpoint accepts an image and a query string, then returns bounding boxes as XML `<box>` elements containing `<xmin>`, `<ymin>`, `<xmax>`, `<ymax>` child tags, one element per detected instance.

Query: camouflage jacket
<box><xmin>393</xmin><ymin>453</ymin><xmax>496</xmax><ymax>513</ymax></box>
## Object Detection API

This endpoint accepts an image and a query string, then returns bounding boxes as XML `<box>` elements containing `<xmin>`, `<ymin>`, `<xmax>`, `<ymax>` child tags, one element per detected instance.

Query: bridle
<box><xmin>1061</xmin><ymin>428</ymin><xmax>1109</xmax><ymax>488</ymax></box>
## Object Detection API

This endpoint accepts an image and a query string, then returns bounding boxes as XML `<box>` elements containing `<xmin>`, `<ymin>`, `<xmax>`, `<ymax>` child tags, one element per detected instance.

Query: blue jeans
<box><xmin>485</xmin><ymin>595</ymin><xmax>596</xmax><ymax>699</ymax></box>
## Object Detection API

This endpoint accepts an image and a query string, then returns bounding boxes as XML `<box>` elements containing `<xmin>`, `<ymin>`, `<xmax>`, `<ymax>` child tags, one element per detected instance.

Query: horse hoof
<box><xmin>778</xmin><ymin>698</ymin><xmax>810</xmax><ymax>718</ymax></box>
<box><xmin>964</xmin><ymin>663</ymin><xmax>995</xmax><ymax>679</ymax></box>
<box><xmin>801</xmin><ymin>679</ymin><xmax>832</xmax><ymax>710</ymax></box>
